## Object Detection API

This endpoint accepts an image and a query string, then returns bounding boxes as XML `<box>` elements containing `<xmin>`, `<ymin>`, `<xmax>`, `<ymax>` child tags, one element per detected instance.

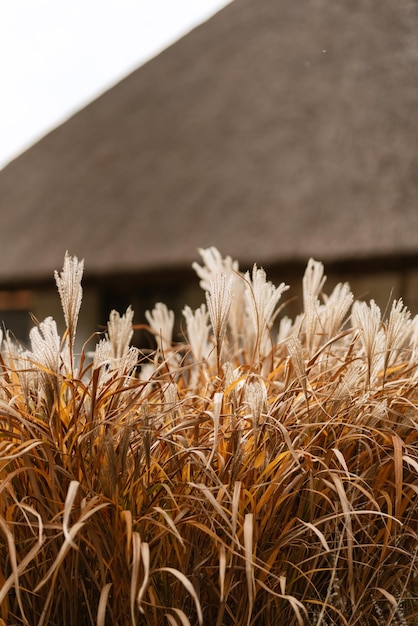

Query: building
<box><xmin>0</xmin><ymin>0</ymin><xmax>417</xmax><ymax>346</ymax></box>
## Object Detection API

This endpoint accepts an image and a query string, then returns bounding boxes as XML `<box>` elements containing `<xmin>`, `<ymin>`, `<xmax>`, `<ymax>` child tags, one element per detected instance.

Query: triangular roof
<box><xmin>1</xmin><ymin>0</ymin><xmax>417</xmax><ymax>285</ymax></box>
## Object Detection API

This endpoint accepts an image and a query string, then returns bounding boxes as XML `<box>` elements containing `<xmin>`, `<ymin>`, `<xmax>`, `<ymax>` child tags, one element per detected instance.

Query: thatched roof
<box><xmin>1</xmin><ymin>0</ymin><xmax>418</xmax><ymax>285</ymax></box>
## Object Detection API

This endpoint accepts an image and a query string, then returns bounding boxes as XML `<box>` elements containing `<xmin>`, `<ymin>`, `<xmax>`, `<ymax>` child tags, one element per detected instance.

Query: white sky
<box><xmin>0</xmin><ymin>0</ymin><xmax>232</xmax><ymax>169</ymax></box>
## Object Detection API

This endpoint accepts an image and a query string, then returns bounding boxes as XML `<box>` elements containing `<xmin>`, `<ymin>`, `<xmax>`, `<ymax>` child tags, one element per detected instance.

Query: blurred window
<box><xmin>0</xmin><ymin>290</ymin><xmax>34</xmax><ymax>344</ymax></box>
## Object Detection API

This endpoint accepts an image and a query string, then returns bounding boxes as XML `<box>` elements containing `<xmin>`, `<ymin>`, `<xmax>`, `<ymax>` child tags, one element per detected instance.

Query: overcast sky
<box><xmin>0</xmin><ymin>0</ymin><xmax>232</xmax><ymax>169</ymax></box>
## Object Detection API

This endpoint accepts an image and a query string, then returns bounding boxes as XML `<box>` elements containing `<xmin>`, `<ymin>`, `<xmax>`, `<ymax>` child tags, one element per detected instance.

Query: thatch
<box><xmin>0</xmin><ymin>0</ymin><xmax>417</xmax><ymax>284</ymax></box>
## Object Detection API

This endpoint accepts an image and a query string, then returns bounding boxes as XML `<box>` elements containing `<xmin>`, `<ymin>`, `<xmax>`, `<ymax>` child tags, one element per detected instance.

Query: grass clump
<box><xmin>0</xmin><ymin>248</ymin><xmax>417</xmax><ymax>625</ymax></box>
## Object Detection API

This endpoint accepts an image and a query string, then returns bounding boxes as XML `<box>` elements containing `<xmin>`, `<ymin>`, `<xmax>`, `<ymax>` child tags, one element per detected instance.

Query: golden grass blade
<box><xmin>14</xmin><ymin>502</ymin><xmax>44</xmax><ymax>545</ymax></box>
<box><xmin>63</xmin><ymin>480</ymin><xmax>80</xmax><ymax>550</ymax></box>
<box><xmin>392</xmin><ymin>434</ymin><xmax>403</xmax><ymax>518</ymax></box>
<box><xmin>280</xmin><ymin>595</ymin><xmax>306</xmax><ymax>626</ymax></box>
<box><xmin>329</xmin><ymin>473</ymin><xmax>354</xmax><ymax>605</ymax></box>
<box><xmin>0</xmin><ymin>439</ymin><xmax>43</xmax><ymax>461</ymax></box>
<box><xmin>130</xmin><ymin>532</ymin><xmax>141</xmax><ymax>625</ymax></box>
<box><xmin>0</xmin><ymin>568</ymin><xmax>9</xmax><ymax>624</ymax></box>
<box><xmin>243</xmin><ymin>513</ymin><xmax>255</xmax><ymax>625</ymax></box>
<box><xmin>34</xmin><ymin>521</ymin><xmax>84</xmax><ymax>593</ymax></box>
<box><xmin>231</xmin><ymin>481</ymin><xmax>242</xmax><ymax>539</ymax></box>
<box><xmin>331</xmin><ymin>447</ymin><xmax>350</xmax><ymax>476</ymax></box>
<box><xmin>189</xmin><ymin>483</ymin><xmax>231</xmax><ymax>529</ymax></box>
<box><xmin>286</xmin><ymin>335</ymin><xmax>308</xmax><ymax>398</ymax></box>
<box><xmin>96</xmin><ymin>582</ymin><xmax>112</xmax><ymax>626</ymax></box>
<box><xmin>255</xmin><ymin>578</ymin><xmax>307</xmax><ymax>626</ymax></box>
<box><xmin>402</xmin><ymin>453</ymin><xmax>418</xmax><ymax>473</ymax></box>
<box><xmin>153</xmin><ymin>506</ymin><xmax>185</xmax><ymax>548</ymax></box>
<box><xmin>206</xmin><ymin>392</ymin><xmax>223</xmax><ymax>468</ymax></box>
<box><xmin>273</xmin><ymin>421</ymin><xmax>304</xmax><ymax>468</ymax></box>
<box><xmin>0</xmin><ymin>516</ymin><xmax>43</xmax><ymax>621</ymax></box>
<box><xmin>121</xmin><ymin>509</ymin><xmax>132</xmax><ymax>563</ymax></box>
<box><xmin>298</xmin><ymin>520</ymin><xmax>331</xmax><ymax>553</ymax></box>
<box><xmin>375</xmin><ymin>586</ymin><xmax>398</xmax><ymax>606</ymax></box>
<box><xmin>37</xmin><ymin>583</ymin><xmax>54</xmax><ymax>626</ymax></box>
<box><xmin>157</xmin><ymin>568</ymin><xmax>203</xmax><ymax>625</ymax></box>
<box><xmin>219</xmin><ymin>543</ymin><xmax>226</xmax><ymax>603</ymax></box>
<box><xmin>69</xmin><ymin>491</ymin><xmax>110</xmax><ymax>525</ymax></box>
<box><xmin>136</xmin><ymin>541</ymin><xmax>150</xmax><ymax>614</ymax></box>
<box><xmin>169</xmin><ymin>608</ymin><xmax>193</xmax><ymax>626</ymax></box>
<box><xmin>0</xmin><ymin>398</ymin><xmax>27</xmax><ymax>420</ymax></box>
<box><xmin>258</xmin><ymin>450</ymin><xmax>291</xmax><ymax>482</ymax></box>
<box><xmin>184</xmin><ymin>520</ymin><xmax>226</xmax><ymax>546</ymax></box>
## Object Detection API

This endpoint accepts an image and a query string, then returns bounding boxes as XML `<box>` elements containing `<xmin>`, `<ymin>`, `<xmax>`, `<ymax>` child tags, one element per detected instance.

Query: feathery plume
<box><xmin>244</xmin><ymin>264</ymin><xmax>288</xmax><ymax>359</ymax></box>
<box><xmin>182</xmin><ymin>304</ymin><xmax>211</xmax><ymax>363</ymax></box>
<box><xmin>352</xmin><ymin>299</ymin><xmax>385</xmax><ymax>386</ymax></box>
<box><xmin>408</xmin><ymin>314</ymin><xmax>418</xmax><ymax>369</ymax></box>
<box><xmin>383</xmin><ymin>298</ymin><xmax>411</xmax><ymax>376</ymax></box>
<box><xmin>93</xmin><ymin>337</ymin><xmax>112</xmax><ymax>371</ymax></box>
<box><xmin>243</xmin><ymin>380</ymin><xmax>267</xmax><ymax>426</ymax></box>
<box><xmin>286</xmin><ymin>334</ymin><xmax>307</xmax><ymax>394</ymax></box>
<box><xmin>54</xmin><ymin>252</ymin><xmax>84</xmax><ymax>350</ymax></box>
<box><xmin>145</xmin><ymin>302</ymin><xmax>175</xmax><ymax>356</ymax></box>
<box><xmin>93</xmin><ymin>307</ymin><xmax>139</xmax><ymax>380</ymax></box>
<box><xmin>302</xmin><ymin>259</ymin><xmax>326</xmax><ymax>355</ymax></box>
<box><xmin>303</xmin><ymin>258</ymin><xmax>326</xmax><ymax>305</ymax></box>
<box><xmin>163</xmin><ymin>381</ymin><xmax>178</xmax><ymax>422</ymax></box>
<box><xmin>107</xmin><ymin>306</ymin><xmax>134</xmax><ymax>360</ymax></box>
<box><xmin>321</xmin><ymin>282</ymin><xmax>354</xmax><ymax>339</ymax></box>
<box><xmin>27</xmin><ymin>316</ymin><xmax>62</xmax><ymax>401</ymax></box>
<box><xmin>29</xmin><ymin>317</ymin><xmax>61</xmax><ymax>375</ymax></box>
<box><xmin>193</xmin><ymin>247</ymin><xmax>248</xmax><ymax>346</ymax></box>
<box><xmin>192</xmin><ymin>247</ymin><xmax>239</xmax><ymax>292</ymax></box>
<box><xmin>205</xmin><ymin>273</ymin><xmax>232</xmax><ymax>361</ymax></box>
<box><xmin>277</xmin><ymin>316</ymin><xmax>295</xmax><ymax>343</ymax></box>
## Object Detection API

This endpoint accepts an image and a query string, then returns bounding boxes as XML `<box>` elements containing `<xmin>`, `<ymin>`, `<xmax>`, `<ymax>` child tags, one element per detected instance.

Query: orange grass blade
<box><xmin>34</xmin><ymin>521</ymin><xmax>84</xmax><ymax>593</ymax></box>
<box><xmin>219</xmin><ymin>543</ymin><xmax>226</xmax><ymax>603</ymax></box>
<box><xmin>375</xmin><ymin>586</ymin><xmax>398</xmax><ymax>606</ymax></box>
<box><xmin>392</xmin><ymin>434</ymin><xmax>403</xmax><ymax>519</ymax></box>
<box><xmin>121</xmin><ymin>509</ymin><xmax>133</xmax><ymax>563</ymax></box>
<box><xmin>34</xmin><ymin>492</ymin><xmax>109</xmax><ymax>594</ymax></box>
<box><xmin>255</xmin><ymin>578</ymin><xmax>307</xmax><ymax>626</ymax></box>
<box><xmin>136</xmin><ymin>541</ymin><xmax>150</xmax><ymax>614</ymax></box>
<box><xmin>298</xmin><ymin>520</ymin><xmax>331</xmax><ymax>553</ymax></box>
<box><xmin>0</xmin><ymin>439</ymin><xmax>43</xmax><ymax>461</ymax></box>
<box><xmin>329</xmin><ymin>473</ymin><xmax>354</xmax><ymax>606</ymax></box>
<box><xmin>157</xmin><ymin>568</ymin><xmax>203</xmax><ymax>625</ymax></box>
<box><xmin>153</xmin><ymin>506</ymin><xmax>185</xmax><ymax>548</ymax></box>
<box><xmin>189</xmin><ymin>482</ymin><xmax>231</xmax><ymax>529</ymax></box>
<box><xmin>169</xmin><ymin>607</ymin><xmax>194</xmax><ymax>626</ymax></box>
<box><xmin>0</xmin><ymin>516</ymin><xmax>44</xmax><ymax>621</ymax></box>
<box><xmin>231</xmin><ymin>481</ymin><xmax>242</xmax><ymax>538</ymax></box>
<box><xmin>96</xmin><ymin>582</ymin><xmax>112</xmax><ymax>626</ymax></box>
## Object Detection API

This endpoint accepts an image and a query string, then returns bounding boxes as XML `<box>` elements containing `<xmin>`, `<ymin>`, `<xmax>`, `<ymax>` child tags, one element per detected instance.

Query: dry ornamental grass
<box><xmin>0</xmin><ymin>248</ymin><xmax>417</xmax><ymax>625</ymax></box>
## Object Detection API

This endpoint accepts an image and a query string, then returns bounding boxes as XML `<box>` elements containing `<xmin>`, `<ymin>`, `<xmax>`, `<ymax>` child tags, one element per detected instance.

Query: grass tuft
<box><xmin>0</xmin><ymin>249</ymin><xmax>417</xmax><ymax>625</ymax></box>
